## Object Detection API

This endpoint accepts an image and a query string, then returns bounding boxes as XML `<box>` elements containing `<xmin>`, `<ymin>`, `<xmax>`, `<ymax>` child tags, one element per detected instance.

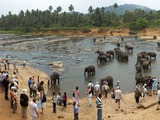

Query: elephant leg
<box><xmin>58</xmin><ymin>78</ymin><xmax>60</xmax><ymax>84</ymax></box>
<box><xmin>54</xmin><ymin>79</ymin><xmax>56</xmax><ymax>84</ymax></box>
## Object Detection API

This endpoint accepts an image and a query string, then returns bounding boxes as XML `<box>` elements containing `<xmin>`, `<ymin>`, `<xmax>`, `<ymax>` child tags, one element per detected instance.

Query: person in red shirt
<box><xmin>63</xmin><ymin>92</ymin><xmax>67</xmax><ymax>107</ymax></box>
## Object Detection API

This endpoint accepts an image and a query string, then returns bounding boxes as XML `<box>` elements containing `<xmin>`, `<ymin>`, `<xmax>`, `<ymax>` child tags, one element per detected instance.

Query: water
<box><xmin>0</xmin><ymin>34</ymin><xmax>159</xmax><ymax>98</ymax></box>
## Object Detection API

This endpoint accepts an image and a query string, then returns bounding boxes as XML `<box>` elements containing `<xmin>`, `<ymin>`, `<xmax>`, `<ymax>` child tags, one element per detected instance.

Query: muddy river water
<box><xmin>0</xmin><ymin>34</ymin><xmax>160</xmax><ymax>98</ymax></box>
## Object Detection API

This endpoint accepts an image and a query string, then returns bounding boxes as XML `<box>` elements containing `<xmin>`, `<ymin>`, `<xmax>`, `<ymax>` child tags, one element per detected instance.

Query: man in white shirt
<box><xmin>115</xmin><ymin>86</ymin><xmax>122</xmax><ymax>108</ymax></box>
<box><xmin>30</xmin><ymin>98</ymin><xmax>38</xmax><ymax>120</ymax></box>
<box><xmin>95</xmin><ymin>82</ymin><xmax>100</xmax><ymax>97</ymax></box>
<box><xmin>88</xmin><ymin>81</ymin><xmax>94</xmax><ymax>95</ymax></box>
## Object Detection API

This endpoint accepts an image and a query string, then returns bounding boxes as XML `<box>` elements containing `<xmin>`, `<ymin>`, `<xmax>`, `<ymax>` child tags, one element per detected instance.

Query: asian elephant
<box><xmin>97</xmin><ymin>55</ymin><xmax>107</xmax><ymax>63</ymax></box>
<box><xmin>125</xmin><ymin>44</ymin><xmax>133</xmax><ymax>52</ymax></box>
<box><xmin>135</xmin><ymin>63</ymin><xmax>142</xmax><ymax>73</ymax></box>
<box><xmin>157</xmin><ymin>42</ymin><xmax>160</xmax><ymax>47</ymax></box>
<box><xmin>95</xmin><ymin>50</ymin><xmax>105</xmax><ymax>56</ymax></box>
<box><xmin>147</xmin><ymin>52</ymin><xmax>156</xmax><ymax>60</ymax></box>
<box><xmin>50</xmin><ymin>72</ymin><xmax>60</xmax><ymax>85</ymax></box>
<box><xmin>137</xmin><ymin>53</ymin><xmax>142</xmax><ymax>60</ymax></box>
<box><xmin>105</xmin><ymin>54</ymin><xmax>112</xmax><ymax>61</ymax></box>
<box><xmin>135</xmin><ymin>75</ymin><xmax>153</xmax><ymax>84</ymax></box>
<box><xmin>100</xmin><ymin>76</ymin><xmax>113</xmax><ymax>88</ymax></box>
<box><xmin>142</xmin><ymin>60</ymin><xmax>151</xmax><ymax>69</ymax></box>
<box><xmin>84</xmin><ymin>65</ymin><xmax>95</xmax><ymax>76</ymax></box>
<box><xmin>117</xmin><ymin>52</ymin><xmax>129</xmax><ymax>61</ymax></box>
<box><xmin>106</xmin><ymin>50</ymin><xmax>114</xmax><ymax>58</ymax></box>
<box><xmin>116</xmin><ymin>42</ymin><xmax>121</xmax><ymax>47</ymax></box>
<box><xmin>140</xmin><ymin>51</ymin><xmax>147</xmax><ymax>58</ymax></box>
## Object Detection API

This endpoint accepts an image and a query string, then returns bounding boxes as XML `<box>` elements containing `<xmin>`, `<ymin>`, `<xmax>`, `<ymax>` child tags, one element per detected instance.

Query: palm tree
<box><xmin>113</xmin><ymin>3</ymin><xmax>118</xmax><ymax>9</ymax></box>
<box><xmin>68</xmin><ymin>4</ymin><xmax>74</xmax><ymax>13</ymax></box>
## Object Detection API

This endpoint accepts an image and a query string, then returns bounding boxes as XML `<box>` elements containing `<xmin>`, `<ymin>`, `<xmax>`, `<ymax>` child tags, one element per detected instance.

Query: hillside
<box><xmin>104</xmin><ymin>4</ymin><xmax>152</xmax><ymax>14</ymax></box>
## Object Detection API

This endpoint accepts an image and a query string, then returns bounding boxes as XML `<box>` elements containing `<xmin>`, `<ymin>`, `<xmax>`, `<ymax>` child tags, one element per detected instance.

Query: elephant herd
<box><xmin>135</xmin><ymin>51</ymin><xmax>156</xmax><ymax>73</ymax></box>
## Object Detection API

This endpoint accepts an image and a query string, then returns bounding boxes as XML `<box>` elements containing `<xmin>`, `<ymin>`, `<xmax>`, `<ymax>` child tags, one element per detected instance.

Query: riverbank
<box><xmin>0</xmin><ymin>58</ymin><xmax>160</xmax><ymax>120</ymax></box>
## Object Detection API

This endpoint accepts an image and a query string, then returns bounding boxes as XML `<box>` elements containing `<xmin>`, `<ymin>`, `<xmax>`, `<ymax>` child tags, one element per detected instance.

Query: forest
<box><xmin>0</xmin><ymin>4</ymin><xmax>160</xmax><ymax>33</ymax></box>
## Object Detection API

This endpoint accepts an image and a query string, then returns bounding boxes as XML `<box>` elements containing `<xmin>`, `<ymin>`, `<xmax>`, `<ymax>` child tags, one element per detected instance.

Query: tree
<box><xmin>113</xmin><ymin>3</ymin><xmax>118</xmax><ymax>9</ymax></box>
<box><xmin>68</xmin><ymin>4</ymin><xmax>74</xmax><ymax>12</ymax></box>
<box><xmin>88</xmin><ymin>6</ymin><xmax>93</xmax><ymax>14</ymax></box>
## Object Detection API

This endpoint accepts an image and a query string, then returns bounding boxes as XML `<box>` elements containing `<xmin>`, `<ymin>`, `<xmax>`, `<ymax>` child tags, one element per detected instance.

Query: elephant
<box><xmin>84</xmin><ymin>65</ymin><xmax>95</xmax><ymax>76</ymax></box>
<box><xmin>116</xmin><ymin>42</ymin><xmax>121</xmax><ymax>47</ymax></box>
<box><xmin>140</xmin><ymin>51</ymin><xmax>147</xmax><ymax>58</ymax></box>
<box><xmin>135</xmin><ymin>75</ymin><xmax>153</xmax><ymax>84</ymax></box>
<box><xmin>97</xmin><ymin>55</ymin><xmax>107</xmax><ymax>63</ymax></box>
<box><xmin>105</xmin><ymin>54</ymin><xmax>112</xmax><ymax>61</ymax></box>
<box><xmin>147</xmin><ymin>52</ymin><xmax>156</xmax><ymax>60</ymax></box>
<box><xmin>142</xmin><ymin>60</ymin><xmax>151</xmax><ymax>69</ymax></box>
<box><xmin>137</xmin><ymin>58</ymin><xmax>148</xmax><ymax>65</ymax></box>
<box><xmin>114</xmin><ymin>47</ymin><xmax>120</xmax><ymax>55</ymax></box>
<box><xmin>100</xmin><ymin>76</ymin><xmax>113</xmax><ymax>88</ymax></box>
<box><xmin>50</xmin><ymin>72</ymin><xmax>60</xmax><ymax>85</ymax></box>
<box><xmin>153</xmin><ymin>35</ymin><xmax>157</xmax><ymax>40</ymax></box>
<box><xmin>137</xmin><ymin>53</ymin><xmax>142</xmax><ymax>60</ymax></box>
<box><xmin>106</xmin><ymin>50</ymin><xmax>114</xmax><ymax>58</ymax></box>
<box><xmin>125</xmin><ymin>44</ymin><xmax>133</xmax><ymax>52</ymax></box>
<box><xmin>95</xmin><ymin>50</ymin><xmax>105</xmax><ymax>56</ymax></box>
<box><xmin>117</xmin><ymin>52</ymin><xmax>129</xmax><ymax>61</ymax></box>
<box><xmin>135</xmin><ymin>63</ymin><xmax>142</xmax><ymax>73</ymax></box>
<box><xmin>157</xmin><ymin>42</ymin><xmax>160</xmax><ymax>47</ymax></box>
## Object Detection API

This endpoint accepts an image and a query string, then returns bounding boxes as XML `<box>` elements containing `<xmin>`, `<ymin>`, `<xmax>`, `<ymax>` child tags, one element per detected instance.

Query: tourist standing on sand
<box><xmin>20</xmin><ymin>89</ymin><xmax>29</xmax><ymax>118</ymax></box>
<box><xmin>134</xmin><ymin>85</ymin><xmax>141</xmax><ymax>104</ymax></box>
<box><xmin>23</xmin><ymin>60</ymin><xmax>26</xmax><ymax>67</ymax></box>
<box><xmin>103</xmin><ymin>82</ymin><xmax>109</xmax><ymax>98</ymax></box>
<box><xmin>95</xmin><ymin>82</ymin><xmax>100</xmax><ymax>98</ymax></box>
<box><xmin>146</xmin><ymin>76</ymin><xmax>153</xmax><ymax>96</ymax></box>
<box><xmin>88</xmin><ymin>80</ymin><xmax>94</xmax><ymax>95</ymax></box>
<box><xmin>87</xmin><ymin>86</ymin><xmax>92</xmax><ymax>106</ymax></box>
<box><xmin>2</xmin><ymin>74</ymin><xmax>10</xmax><ymax>100</ymax></box>
<box><xmin>74</xmin><ymin>86</ymin><xmax>81</xmax><ymax>106</ymax></box>
<box><xmin>30</xmin><ymin>81</ymin><xmax>37</xmax><ymax>97</ymax></box>
<box><xmin>96</xmin><ymin>94</ymin><xmax>102</xmax><ymax>120</ymax></box>
<box><xmin>28</xmin><ymin>77</ymin><xmax>32</xmax><ymax>97</ymax></box>
<box><xmin>12</xmin><ymin>88</ymin><xmax>18</xmax><ymax>113</ymax></box>
<box><xmin>63</xmin><ymin>92</ymin><xmax>67</xmax><ymax>107</ymax></box>
<box><xmin>30</xmin><ymin>97</ymin><xmax>38</xmax><ymax>120</ymax></box>
<box><xmin>56</xmin><ymin>92</ymin><xmax>63</xmax><ymax>105</ymax></box>
<box><xmin>37</xmin><ymin>91</ymin><xmax>44</xmax><ymax>114</ymax></box>
<box><xmin>115</xmin><ymin>86</ymin><xmax>122</xmax><ymax>108</ymax></box>
<box><xmin>10</xmin><ymin>86</ymin><xmax>16</xmax><ymax>109</ymax></box>
<box><xmin>156</xmin><ymin>89</ymin><xmax>160</xmax><ymax>110</ymax></box>
<box><xmin>73</xmin><ymin>101</ymin><xmax>79</xmax><ymax>120</ymax></box>
<box><xmin>52</xmin><ymin>92</ymin><xmax>56</xmax><ymax>113</ymax></box>
<box><xmin>152</xmin><ymin>77</ymin><xmax>158</xmax><ymax>95</ymax></box>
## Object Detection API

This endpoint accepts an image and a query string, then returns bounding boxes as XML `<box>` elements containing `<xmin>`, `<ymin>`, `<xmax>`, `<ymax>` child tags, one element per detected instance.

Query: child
<box><xmin>73</xmin><ymin>101</ymin><xmax>78</xmax><ymax>120</ymax></box>
<box><xmin>63</xmin><ymin>92</ymin><xmax>67</xmax><ymax>107</ymax></box>
<box><xmin>52</xmin><ymin>92</ymin><xmax>56</xmax><ymax>113</ymax></box>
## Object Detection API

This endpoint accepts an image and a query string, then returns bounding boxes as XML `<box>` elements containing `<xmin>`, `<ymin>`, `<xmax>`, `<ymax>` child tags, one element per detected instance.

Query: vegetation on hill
<box><xmin>0</xmin><ymin>4</ymin><xmax>160</xmax><ymax>34</ymax></box>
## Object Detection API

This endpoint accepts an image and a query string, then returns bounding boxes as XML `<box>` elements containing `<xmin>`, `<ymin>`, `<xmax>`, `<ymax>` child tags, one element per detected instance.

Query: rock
<box><xmin>48</xmin><ymin>61</ymin><xmax>64</xmax><ymax>68</ymax></box>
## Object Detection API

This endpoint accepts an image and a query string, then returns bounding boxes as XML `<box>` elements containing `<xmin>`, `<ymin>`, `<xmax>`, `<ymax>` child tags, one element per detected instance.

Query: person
<box><xmin>115</xmin><ymin>81</ymin><xmax>120</xmax><ymax>88</ymax></box>
<box><xmin>0</xmin><ymin>72</ymin><xmax>3</xmax><ymax>92</ymax></box>
<box><xmin>10</xmin><ymin>86</ymin><xmax>16</xmax><ymax>109</ymax></box>
<box><xmin>156</xmin><ymin>89</ymin><xmax>160</xmax><ymax>110</ymax></box>
<box><xmin>37</xmin><ymin>91</ymin><xmax>44</xmax><ymax>114</ymax></box>
<box><xmin>37</xmin><ymin>81</ymin><xmax>44</xmax><ymax>93</ymax></box>
<box><xmin>56</xmin><ymin>92</ymin><xmax>63</xmax><ymax>105</ymax></box>
<box><xmin>2</xmin><ymin>74</ymin><xmax>10</xmax><ymax>100</ymax></box>
<box><xmin>30</xmin><ymin>97</ymin><xmax>38</xmax><ymax>120</ymax></box>
<box><xmin>152</xmin><ymin>77</ymin><xmax>158</xmax><ymax>95</ymax></box>
<box><xmin>111</xmin><ymin>88</ymin><xmax>115</xmax><ymax>99</ymax></box>
<box><xmin>88</xmin><ymin>80</ymin><xmax>94</xmax><ymax>95</ymax></box>
<box><xmin>20</xmin><ymin>89</ymin><xmax>29</xmax><ymax>118</ymax></box>
<box><xmin>52</xmin><ymin>92</ymin><xmax>56</xmax><ymax>113</ymax></box>
<box><xmin>134</xmin><ymin>85</ymin><xmax>141</xmax><ymax>104</ymax></box>
<box><xmin>146</xmin><ymin>76</ymin><xmax>153</xmax><ymax>96</ymax></box>
<box><xmin>73</xmin><ymin>101</ymin><xmax>79</xmax><ymax>120</ymax></box>
<box><xmin>30</xmin><ymin>81</ymin><xmax>37</xmax><ymax>97</ymax></box>
<box><xmin>12</xmin><ymin>88</ymin><xmax>18</xmax><ymax>113</ymax></box>
<box><xmin>87</xmin><ymin>86</ymin><xmax>92</xmax><ymax>106</ymax></box>
<box><xmin>74</xmin><ymin>86</ymin><xmax>80</xmax><ymax>106</ymax></box>
<box><xmin>63</xmin><ymin>92</ymin><xmax>67</xmax><ymax>107</ymax></box>
<box><xmin>142</xmin><ymin>83</ymin><xmax>148</xmax><ymax>97</ymax></box>
<box><xmin>96</xmin><ymin>94</ymin><xmax>102</xmax><ymax>120</ymax></box>
<box><xmin>103</xmin><ymin>82</ymin><xmax>109</xmax><ymax>98</ymax></box>
<box><xmin>23</xmin><ymin>60</ymin><xmax>26</xmax><ymax>67</ymax></box>
<box><xmin>114</xmin><ymin>86</ymin><xmax>122</xmax><ymax>108</ymax></box>
<box><xmin>94</xmin><ymin>82</ymin><xmax>100</xmax><ymax>98</ymax></box>
<box><xmin>157</xmin><ymin>82</ymin><xmax>160</xmax><ymax>90</ymax></box>
<box><xmin>28</xmin><ymin>77</ymin><xmax>32</xmax><ymax>97</ymax></box>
